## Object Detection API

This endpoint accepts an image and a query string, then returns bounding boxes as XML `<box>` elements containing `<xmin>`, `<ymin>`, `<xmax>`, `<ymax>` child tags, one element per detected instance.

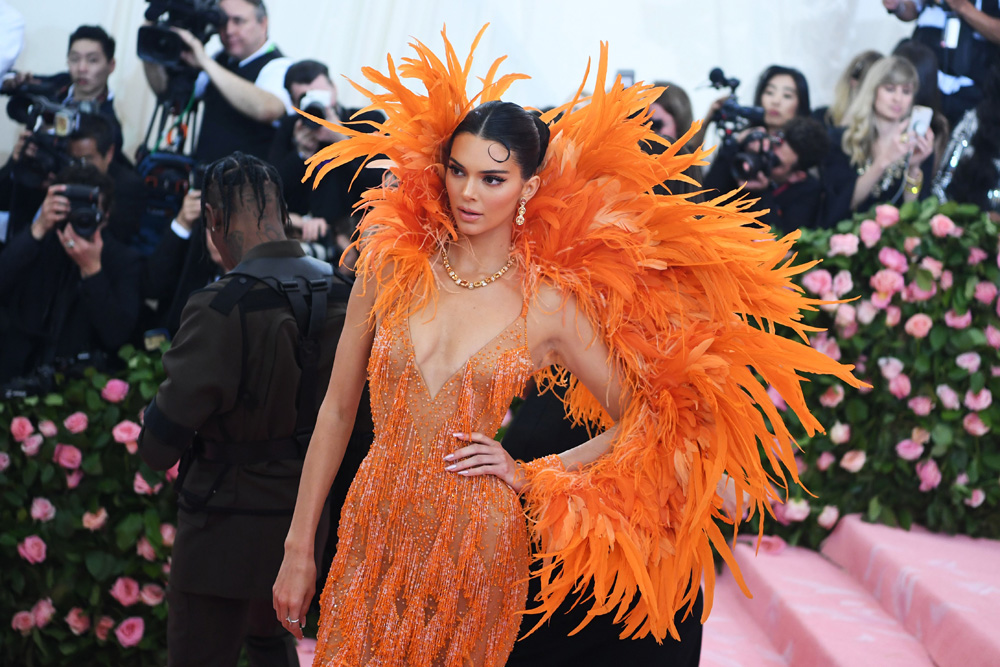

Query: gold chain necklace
<box><xmin>440</xmin><ymin>244</ymin><xmax>516</xmax><ymax>290</ymax></box>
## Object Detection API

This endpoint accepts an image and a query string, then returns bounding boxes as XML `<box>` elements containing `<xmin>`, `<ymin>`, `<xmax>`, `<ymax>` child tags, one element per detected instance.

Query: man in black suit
<box><xmin>138</xmin><ymin>153</ymin><xmax>349</xmax><ymax>667</ymax></box>
<box><xmin>268</xmin><ymin>59</ymin><xmax>385</xmax><ymax>252</ymax></box>
<box><xmin>0</xmin><ymin>163</ymin><xmax>141</xmax><ymax>386</ymax></box>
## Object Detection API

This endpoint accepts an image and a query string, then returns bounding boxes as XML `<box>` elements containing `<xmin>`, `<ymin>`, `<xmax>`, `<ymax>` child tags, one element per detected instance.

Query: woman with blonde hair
<box><xmin>815</xmin><ymin>49</ymin><xmax>882</xmax><ymax>128</ymax></box>
<box><xmin>820</xmin><ymin>55</ymin><xmax>935</xmax><ymax>226</ymax></box>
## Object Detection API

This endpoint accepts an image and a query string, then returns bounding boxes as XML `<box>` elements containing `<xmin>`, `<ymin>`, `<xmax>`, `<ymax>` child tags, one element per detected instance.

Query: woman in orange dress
<box><xmin>273</xmin><ymin>28</ymin><xmax>861</xmax><ymax>666</ymax></box>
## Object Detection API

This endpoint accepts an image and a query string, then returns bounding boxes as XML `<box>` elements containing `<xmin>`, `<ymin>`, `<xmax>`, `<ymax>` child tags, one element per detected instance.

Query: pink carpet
<box><xmin>822</xmin><ymin>513</ymin><xmax>1000</xmax><ymax>667</ymax></box>
<box><xmin>296</xmin><ymin>637</ymin><xmax>315</xmax><ymax>666</ymax></box>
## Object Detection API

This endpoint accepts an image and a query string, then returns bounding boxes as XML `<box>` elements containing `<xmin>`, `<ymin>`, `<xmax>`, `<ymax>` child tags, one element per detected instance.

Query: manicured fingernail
<box><xmin>444</xmin><ymin>454</ymin><xmax>454</xmax><ymax>461</ymax></box>
<box><xmin>452</xmin><ymin>432</ymin><xmax>463</xmax><ymax>438</ymax></box>
<box><xmin>458</xmin><ymin>470</ymin><xmax>469</xmax><ymax>475</ymax></box>
<box><xmin>445</xmin><ymin>464</ymin><xmax>456</xmax><ymax>471</ymax></box>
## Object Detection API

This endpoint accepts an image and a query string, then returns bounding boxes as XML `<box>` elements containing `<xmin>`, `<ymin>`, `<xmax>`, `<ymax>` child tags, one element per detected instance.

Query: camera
<box><xmin>62</xmin><ymin>184</ymin><xmax>103</xmax><ymax>239</ymax></box>
<box><xmin>299</xmin><ymin>89</ymin><xmax>333</xmax><ymax>129</ymax></box>
<box><xmin>138</xmin><ymin>0</ymin><xmax>225</xmax><ymax>68</ymax></box>
<box><xmin>731</xmin><ymin>129</ymin><xmax>781</xmax><ymax>183</ymax></box>
<box><xmin>708</xmin><ymin>67</ymin><xmax>766</xmax><ymax>130</ymax></box>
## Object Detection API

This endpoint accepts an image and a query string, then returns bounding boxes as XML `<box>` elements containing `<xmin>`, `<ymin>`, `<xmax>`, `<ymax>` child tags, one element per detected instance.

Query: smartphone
<box><xmin>909</xmin><ymin>105</ymin><xmax>933</xmax><ymax>137</ymax></box>
<box><xmin>616</xmin><ymin>69</ymin><xmax>635</xmax><ymax>88</ymax></box>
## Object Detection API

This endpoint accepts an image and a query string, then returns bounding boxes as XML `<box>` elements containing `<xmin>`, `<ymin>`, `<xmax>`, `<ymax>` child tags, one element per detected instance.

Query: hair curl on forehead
<box><xmin>201</xmin><ymin>152</ymin><xmax>288</xmax><ymax>234</ymax></box>
<box><xmin>446</xmin><ymin>100</ymin><xmax>550</xmax><ymax>179</ymax></box>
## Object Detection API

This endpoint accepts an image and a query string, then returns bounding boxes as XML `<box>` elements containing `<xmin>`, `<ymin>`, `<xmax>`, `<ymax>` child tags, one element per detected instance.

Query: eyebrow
<box><xmin>448</xmin><ymin>158</ymin><xmax>510</xmax><ymax>175</ymax></box>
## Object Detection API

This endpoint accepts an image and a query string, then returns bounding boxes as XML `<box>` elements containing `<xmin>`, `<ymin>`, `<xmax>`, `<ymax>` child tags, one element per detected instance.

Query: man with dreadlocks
<box><xmin>138</xmin><ymin>152</ymin><xmax>352</xmax><ymax>667</ymax></box>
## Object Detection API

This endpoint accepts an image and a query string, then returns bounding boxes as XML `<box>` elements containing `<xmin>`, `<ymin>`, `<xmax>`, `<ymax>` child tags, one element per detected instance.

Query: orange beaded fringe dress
<box><xmin>311</xmin><ymin>302</ymin><xmax>535</xmax><ymax>666</ymax></box>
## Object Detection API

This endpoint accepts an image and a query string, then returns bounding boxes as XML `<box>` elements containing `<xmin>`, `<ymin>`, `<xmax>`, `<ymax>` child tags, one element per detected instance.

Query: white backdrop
<box><xmin>2</xmin><ymin>0</ymin><xmax>913</xmax><ymax>162</ymax></box>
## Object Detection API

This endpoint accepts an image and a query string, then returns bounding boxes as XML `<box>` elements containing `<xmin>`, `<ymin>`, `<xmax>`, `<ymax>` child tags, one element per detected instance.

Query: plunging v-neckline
<box><xmin>405</xmin><ymin>313</ymin><xmax>525</xmax><ymax>401</ymax></box>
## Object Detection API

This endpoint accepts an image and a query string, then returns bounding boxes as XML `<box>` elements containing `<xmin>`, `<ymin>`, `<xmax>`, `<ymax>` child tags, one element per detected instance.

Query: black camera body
<box><xmin>138</xmin><ymin>0</ymin><xmax>225</xmax><ymax>68</ymax></box>
<box><xmin>707</xmin><ymin>67</ymin><xmax>766</xmax><ymax>131</ymax></box>
<box><xmin>62</xmin><ymin>184</ymin><xmax>103</xmax><ymax>239</ymax></box>
<box><xmin>731</xmin><ymin>129</ymin><xmax>781</xmax><ymax>183</ymax></box>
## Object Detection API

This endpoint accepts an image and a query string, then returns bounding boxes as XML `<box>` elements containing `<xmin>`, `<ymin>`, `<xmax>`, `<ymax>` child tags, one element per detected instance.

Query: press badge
<box><xmin>943</xmin><ymin>16</ymin><xmax>961</xmax><ymax>49</ymax></box>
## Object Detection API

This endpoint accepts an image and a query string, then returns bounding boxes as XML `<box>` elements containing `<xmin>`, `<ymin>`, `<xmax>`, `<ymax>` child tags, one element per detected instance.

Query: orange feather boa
<box><xmin>304</xmin><ymin>25</ymin><xmax>863</xmax><ymax>642</ymax></box>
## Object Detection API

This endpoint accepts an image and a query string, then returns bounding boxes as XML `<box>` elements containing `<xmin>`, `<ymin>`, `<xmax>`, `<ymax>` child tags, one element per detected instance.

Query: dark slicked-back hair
<box><xmin>284</xmin><ymin>59</ymin><xmax>331</xmax><ymax>98</ymax></box>
<box><xmin>201</xmin><ymin>152</ymin><xmax>288</xmax><ymax>234</ymax></box>
<box><xmin>447</xmin><ymin>101</ymin><xmax>550</xmax><ymax>179</ymax></box>
<box><xmin>70</xmin><ymin>113</ymin><xmax>115</xmax><ymax>155</ymax></box>
<box><xmin>54</xmin><ymin>162</ymin><xmax>115</xmax><ymax>215</ymax></box>
<box><xmin>69</xmin><ymin>26</ymin><xmax>115</xmax><ymax>60</ymax></box>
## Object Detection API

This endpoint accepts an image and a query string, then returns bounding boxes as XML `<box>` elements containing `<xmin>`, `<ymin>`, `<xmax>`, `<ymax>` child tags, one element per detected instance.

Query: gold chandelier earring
<box><xmin>515</xmin><ymin>198</ymin><xmax>526</xmax><ymax>226</ymax></box>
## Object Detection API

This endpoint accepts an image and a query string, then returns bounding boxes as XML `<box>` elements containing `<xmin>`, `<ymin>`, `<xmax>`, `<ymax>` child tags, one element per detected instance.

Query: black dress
<box><xmin>502</xmin><ymin>381</ymin><xmax>703</xmax><ymax>667</ymax></box>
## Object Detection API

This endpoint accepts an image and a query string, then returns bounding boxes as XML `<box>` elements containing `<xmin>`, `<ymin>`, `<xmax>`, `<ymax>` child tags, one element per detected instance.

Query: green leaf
<box><xmin>845</xmin><ymin>399</ymin><xmax>869</xmax><ymax>423</ymax></box>
<box><xmin>915</xmin><ymin>268</ymin><xmax>934</xmax><ymax>292</ymax></box>
<box><xmin>982</xmin><ymin>453</ymin><xmax>1000</xmax><ymax>471</ymax></box>
<box><xmin>868</xmin><ymin>496</ymin><xmax>882</xmax><ymax>521</ymax></box>
<box><xmin>970</xmin><ymin>372</ymin><xmax>985</xmax><ymax>393</ymax></box>
<box><xmin>115</xmin><ymin>512</ymin><xmax>145</xmax><ymax>551</ymax></box>
<box><xmin>85</xmin><ymin>551</ymin><xmax>119</xmax><ymax>582</ymax></box>
<box><xmin>43</xmin><ymin>393</ymin><xmax>65</xmax><ymax>406</ymax></box>
<box><xmin>931</xmin><ymin>423</ymin><xmax>953</xmax><ymax>448</ymax></box>
<box><xmin>40</xmin><ymin>464</ymin><xmax>55</xmax><ymax>485</ymax></box>
<box><xmin>930</xmin><ymin>326</ymin><xmax>949</xmax><ymax>351</ymax></box>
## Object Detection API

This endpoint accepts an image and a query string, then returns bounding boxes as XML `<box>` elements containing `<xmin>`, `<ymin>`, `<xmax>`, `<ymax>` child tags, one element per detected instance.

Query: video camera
<box><xmin>1</xmin><ymin>73</ymin><xmax>87</xmax><ymax>188</ymax></box>
<box><xmin>706</xmin><ymin>68</ymin><xmax>779</xmax><ymax>185</ymax></box>
<box><xmin>708</xmin><ymin>68</ymin><xmax>765</xmax><ymax>131</ymax></box>
<box><xmin>138</xmin><ymin>0</ymin><xmax>225</xmax><ymax>68</ymax></box>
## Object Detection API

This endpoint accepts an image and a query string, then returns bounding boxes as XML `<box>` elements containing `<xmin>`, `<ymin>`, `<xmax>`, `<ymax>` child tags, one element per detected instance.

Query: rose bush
<box><xmin>1</xmin><ymin>347</ymin><xmax>172</xmax><ymax>665</ymax></box>
<box><xmin>749</xmin><ymin>199</ymin><xmax>1000</xmax><ymax>549</ymax></box>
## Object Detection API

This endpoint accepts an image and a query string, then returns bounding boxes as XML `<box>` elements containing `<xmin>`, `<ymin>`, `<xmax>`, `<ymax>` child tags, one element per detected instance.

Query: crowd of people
<box><xmin>1</xmin><ymin>1</ymin><xmax>998</xmax><ymax>665</ymax></box>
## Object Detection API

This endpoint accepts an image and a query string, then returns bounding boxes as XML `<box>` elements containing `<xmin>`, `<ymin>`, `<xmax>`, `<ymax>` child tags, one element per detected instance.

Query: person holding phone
<box><xmin>820</xmin><ymin>56</ymin><xmax>936</xmax><ymax>226</ymax></box>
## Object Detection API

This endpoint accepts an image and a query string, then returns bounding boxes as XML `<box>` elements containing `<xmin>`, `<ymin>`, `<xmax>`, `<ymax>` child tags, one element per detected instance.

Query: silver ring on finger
<box><xmin>65</xmin><ymin>239</ymin><xmax>76</xmax><ymax>249</ymax></box>
<box><xmin>286</xmin><ymin>617</ymin><xmax>299</xmax><ymax>624</ymax></box>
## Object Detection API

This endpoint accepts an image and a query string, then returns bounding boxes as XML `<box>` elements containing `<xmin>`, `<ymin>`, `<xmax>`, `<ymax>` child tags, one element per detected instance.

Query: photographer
<box><xmin>704</xmin><ymin>117</ymin><xmax>829</xmax><ymax>233</ymax></box>
<box><xmin>0</xmin><ymin>164</ymin><xmax>141</xmax><ymax>386</ymax></box>
<box><xmin>142</xmin><ymin>0</ymin><xmax>293</xmax><ymax>162</ymax></box>
<box><xmin>268</xmin><ymin>59</ymin><xmax>384</xmax><ymax>246</ymax></box>
<box><xmin>884</xmin><ymin>0</ymin><xmax>1000</xmax><ymax>126</ymax></box>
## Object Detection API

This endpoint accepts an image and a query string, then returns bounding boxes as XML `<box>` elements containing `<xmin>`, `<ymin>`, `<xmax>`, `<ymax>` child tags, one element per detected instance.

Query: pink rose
<box><xmin>109</xmin><ymin>577</ymin><xmax>140</xmax><ymax>607</ymax></box>
<box><xmin>101</xmin><ymin>378</ymin><xmax>130</xmax><ymax>403</ymax></box>
<box><xmin>66</xmin><ymin>470</ymin><xmax>84</xmax><ymax>489</ymax></box>
<box><xmin>83</xmin><ymin>507</ymin><xmax>108</xmax><ymax>530</ymax></box>
<box><xmin>136</xmin><ymin>536</ymin><xmax>156</xmax><ymax>562</ymax></box>
<box><xmin>65</xmin><ymin>607</ymin><xmax>91</xmax><ymax>636</ymax></box>
<box><xmin>31</xmin><ymin>497</ymin><xmax>56</xmax><ymax>522</ymax></box>
<box><xmin>0</xmin><ymin>452</ymin><xmax>9</xmax><ymax>473</ymax></box>
<box><xmin>986</xmin><ymin>326</ymin><xmax>1000</xmax><ymax>349</ymax></box>
<box><xmin>908</xmin><ymin>396</ymin><xmax>934</xmax><ymax>416</ymax></box>
<box><xmin>936</xmin><ymin>384</ymin><xmax>961</xmax><ymax>410</ymax></box>
<box><xmin>133</xmin><ymin>472</ymin><xmax>162</xmax><ymax>496</ymax></box>
<box><xmin>95</xmin><ymin>615</ymin><xmax>114</xmax><ymax>642</ymax></box>
<box><xmin>859</xmin><ymin>219</ymin><xmax>882</xmax><ymax>247</ymax></box>
<box><xmin>878</xmin><ymin>356</ymin><xmax>904</xmax><ymax>380</ymax></box>
<box><xmin>965</xmin><ymin>489</ymin><xmax>986</xmax><ymax>508</ymax></box>
<box><xmin>816</xmin><ymin>451</ymin><xmax>836</xmax><ymax>471</ymax></box>
<box><xmin>32</xmin><ymin>598</ymin><xmax>55</xmax><ymax>629</ymax></box>
<box><xmin>160</xmin><ymin>523</ymin><xmax>176</xmax><ymax>548</ymax></box>
<box><xmin>38</xmin><ymin>420</ymin><xmax>57</xmax><ymax>438</ymax></box>
<box><xmin>885</xmin><ymin>305</ymin><xmax>902</xmax><ymax>326</ymax></box>
<box><xmin>140</xmin><ymin>584</ymin><xmax>165</xmax><ymax>606</ymax></box>
<box><xmin>878</xmin><ymin>247</ymin><xmax>908</xmax><ymax>273</ymax></box>
<box><xmin>766</xmin><ymin>385</ymin><xmax>787</xmax><ymax>411</ymax></box>
<box><xmin>840</xmin><ymin>321</ymin><xmax>859</xmax><ymax>339</ymax></box>
<box><xmin>62</xmin><ymin>412</ymin><xmax>88</xmax><ymax>434</ymax></box>
<box><xmin>828</xmin><ymin>233</ymin><xmax>859</xmax><ymax>257</ymax></box>
<box><xmin>52</xmin><ymin>443</ymin><xmax>82</xmax><ymax>470</ymax></box>
<box><xmin>974</xmin><ymin>281</ymin><xmax>998</xmax><ymax>305</ymax></box>
<box><xmin>919</xmin><ymin>256</ymin><xmax>943</xmax><ymax>279</ymax></box>
<box><xmin>810</xmin><ymin>332</ymin><xmax>841</xmax><ymax>361</ymax></box>
<box><xmin>817</xmin><ymin>505</ymin><xmax>840</xmax><ymax>529</ymax></box>
<box><xmin>819</xmin><ymin>292</ymin><xmax>840</xmax><ymax>313</ymax></box>
<box><xmin>10</xmin><ymin>416</ymin><xmax>34</xmax><ymax>442</ymax></box>
<box><xmin>835</xmin><ymin>304</ymin><xmax>856</xmax><ymax>329</ymax></box>
<box><xmin>904</xmin><ymin>313</ymin><xmax>932</xmax><ymax>338</ymax></box>
<box><xmin>112</xmin><ymin>420</ymin><xmax>142</xmax><ymax>447</ymax></box>
<box><xmin>819</xmin><ymin>385</ymin><xmax>845</xmax><ymax>408</ymax></box>
<box><xmin>916</xmin><ymin>459</ymin><xmax>942</xmax><ymax>492</ymax></box>
<box><xmin>871</xmin><ymin>291</ymin><xmax>892</xmax><ymax>309</ymax></box>
<box><xmin>889</xmin><ymin>373</ymin><xmax>912</xmax><ymax>399</ymax></box>
<box><xmin>758</xmin><ymin>535</ymin><xmax>787</xmax><ymax>555</ymax></box>
<box><xmin>115</xmin><ymin>617</ymin><xmax>145</xmax><ymax>649</ymax></box>
<box><xmin>994</xmin><ymin>366</ymin><xmax>1000</xmax><ymax>377</ymax></box>
<box><xmin>940</xmin><ymin>270</ymin><xmax>954</xmax><ymax>290</ymax></box>
<box><xmin>903</xmin><ymin>281</ymin><xmax>937</xmax><ymax>302</ymax></box>
<box><xmin>911</xmin><ymin>427</ymin><xmax>931</xmax><ymax>445</ymax></box>
<box><xmin>829</xmin><ymin>421</ymin><xmax>851</xmax><ymax>445</ymax></box>
<box><xmin>945</xmin><ymin>309</ymin><xmax>972</xmax><ymax>329</ymax></box>
<box><xmin>165</xmin><ymin>461</ymin><xmax>180</xmax><ymax>483</ymax></box>
<box><xmin>955</xmin><ymin>472</ymin><xmax>970</xmax><ymax>486</ymax></box>
<box><xmin>870</xmin><ymin>269</ymin><xmax>905</xmax><ymax>298</ymax></box>
<box><xmin>802</xmin><ymin>269</ymin><xmax>833</xmax><ymax>295</ymax></box>
<box><xmin>11</xmin><ymin>611</ymin><xmax>34</xmax><ymax>635</ymax></box>
<box><xmin>840</xmin><ymin>450</ymin><xmax>866</xmax><ymax>473</ymax></box>
<box><xmin>965</xmin><ymin>388</ymin><xmax>992</xmax><ymax>411</ymax></box>
<box><xmin>783</xmin><ymin>498</ymin><xmax>810</xmax><ymax>522</ymax></box>
<box><xmin>968</xmin><ymin>247</ymin><xmax>988</xmax><ymax>265</ymax></box>
<box><xmin>20</xmin><ymin>434</ymin><xmax>42</xmax><ymax>456</ymax></box>
<box><xmin>903</xmin><ymin>236</ymin><xmax>921</xmax><ymax>254</ymax></box>
<box><xmin>929</xmin><ymin>213</ymin><xmax>957</xmax><ymax>237</ymax></box>
<box><xmin>956</xmin><ymin>352</ymin><xmax>981</xmax><ymax>374</ymax></box>
<box><xmin>857</xmin><ymin>300</ymin><xmax>878</xmax><ymax>324</ymax></box>
<box><xmin>832</xmin><ymin>270</ymin><xmax>854</xmax><ymax>297</ymax></box>
<box><xmin>896</xmin><ymin>439</ymin><xmax>924</xmax><ymax>460</ymax></box>
<box><xmin>874</xmin><ymin>204</ymin><xmax>900</xmax><ymax>227</ymax></box>
<box><xmin>17</xmin><ymin>535</ymin><xmax>46</xmax><ymax>564</ymax></box>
